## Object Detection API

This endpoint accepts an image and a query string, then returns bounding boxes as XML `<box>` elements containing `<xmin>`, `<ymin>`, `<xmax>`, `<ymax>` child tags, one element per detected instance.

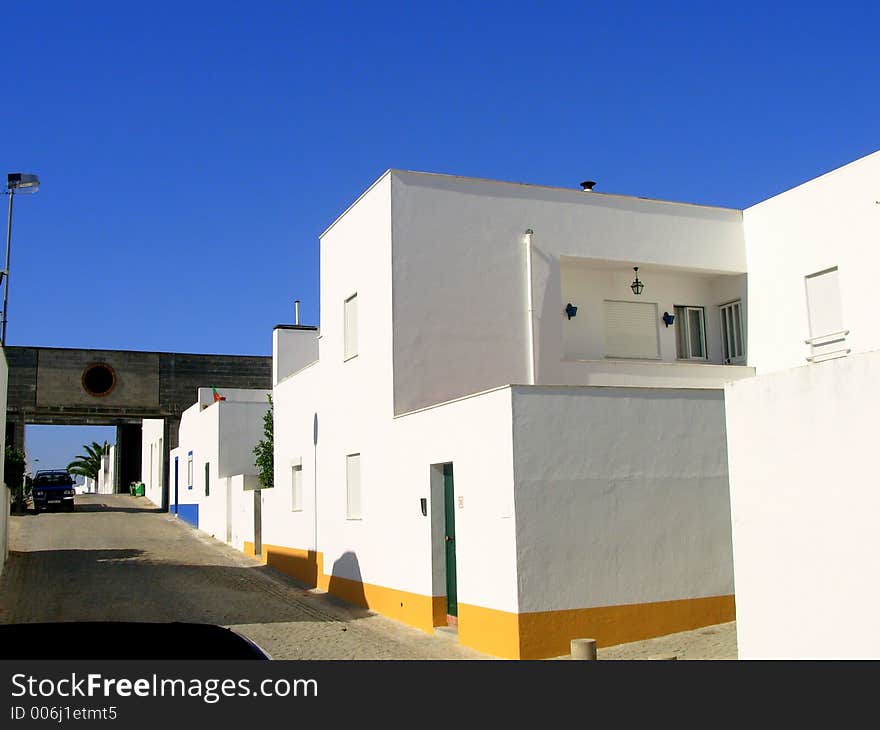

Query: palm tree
<box><xmin>67</xmin><ymin>441</ymin><xmax>110</xmax><ymax>481</ymax></box>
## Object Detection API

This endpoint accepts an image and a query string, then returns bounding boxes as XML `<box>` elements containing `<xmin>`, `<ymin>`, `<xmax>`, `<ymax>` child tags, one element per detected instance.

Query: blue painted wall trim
<box><xmin>176</xmin><ymin>503</ymin><xmax>199</xmax><ymax>528</ymax></box>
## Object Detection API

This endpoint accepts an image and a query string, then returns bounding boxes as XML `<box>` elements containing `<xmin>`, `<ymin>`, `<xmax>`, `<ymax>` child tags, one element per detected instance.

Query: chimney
<box><xmin>580</xmin><ymin>180</ymin><xmax>596</xmax><ymax>192</ymax></box>
<box><xmin>294</xmin><ymin>299</ymin><xmax>301</xmax><ymax>325</ymax></box>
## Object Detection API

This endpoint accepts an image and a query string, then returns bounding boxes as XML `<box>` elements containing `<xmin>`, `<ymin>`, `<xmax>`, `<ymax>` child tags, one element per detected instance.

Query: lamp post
<box><xmin>3</xmin><ymin>172</ymin><xmax>40</xmax><ymax>346</ymax></box>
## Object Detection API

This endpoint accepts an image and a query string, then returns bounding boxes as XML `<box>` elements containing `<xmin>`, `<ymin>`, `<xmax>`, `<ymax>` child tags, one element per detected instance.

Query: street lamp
<box><xmin>3</xmin><ymin>172</ymin><xmax>40</xmax><ymax>346</ymax></box>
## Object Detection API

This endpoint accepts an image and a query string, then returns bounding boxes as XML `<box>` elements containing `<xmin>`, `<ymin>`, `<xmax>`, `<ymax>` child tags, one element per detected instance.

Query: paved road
<box><xmin>0</xmin><ymin>494</ymin><xmax>488</xmax><ymax>660</ymax></box>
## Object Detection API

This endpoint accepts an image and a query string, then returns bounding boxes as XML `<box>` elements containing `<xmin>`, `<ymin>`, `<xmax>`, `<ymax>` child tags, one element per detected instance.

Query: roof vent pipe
<box><xmin>294</xmin><ymin>299</ymin><xmax>301</xmax><ymax>325</ymax></box>
<box><xmin>580</xmin><ymin>180</ymin><xmax>596</xmax><ymax>192</ymax></box>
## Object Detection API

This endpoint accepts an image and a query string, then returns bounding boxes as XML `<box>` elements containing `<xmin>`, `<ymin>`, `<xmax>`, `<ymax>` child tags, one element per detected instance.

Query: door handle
<box><xmin>445</xmin><ymin>536</ymin><xmax>454</xmax><ymax>542</ymax></box>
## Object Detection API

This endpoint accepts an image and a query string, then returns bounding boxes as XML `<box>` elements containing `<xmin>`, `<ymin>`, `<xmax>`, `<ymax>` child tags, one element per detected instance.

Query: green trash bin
<box><xmin>135</xmin><ymin>482</ymin><xmax>145</xmax><ymax>497</ymax></box>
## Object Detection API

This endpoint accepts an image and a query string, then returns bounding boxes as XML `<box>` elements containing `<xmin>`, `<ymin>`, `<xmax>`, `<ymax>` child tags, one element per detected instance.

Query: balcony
<box><xmin>554</xmin><ymin>358</ymin><xmax>754</xmax><ymax>389</ymax></box>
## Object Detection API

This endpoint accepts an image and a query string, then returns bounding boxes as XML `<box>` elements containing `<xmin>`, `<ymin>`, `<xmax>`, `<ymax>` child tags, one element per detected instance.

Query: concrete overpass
<box><xmin>4</xmin><ymin>346</ymin><xmax>272</xmax><ymax>509</ymax></box>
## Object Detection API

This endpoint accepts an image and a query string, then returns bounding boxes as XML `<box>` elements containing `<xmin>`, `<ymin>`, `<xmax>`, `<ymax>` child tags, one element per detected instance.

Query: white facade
<box><xmin>77</xmin><ymin>477</ymin><xmax>97</xmax><ymax>495</ymax></box>
<box><xmin>389</xmin><ymin>172</ymin><xmax>752</xmax><ymax>414</ymax></box>
<box><xmin>167</xmin><ymin>387</ymin><xmax>270</xmax><ymax>543</ymax></box>
<box><xmin>726</xmin><ymin>149</ymin><xmax>880</xmax><ymax>658</ymax></box>
<box><xmin>726</xmin><ymin>350</ymin><xmax>880</xmax><ymax>658</ymax></box>
<box><xmin>140</xmin><ymin>418</ymin><xmax>165</xmax><ymax>506</ymax></box>
<box><xmin>273</xmin><ymin>325</ymin><xmax>319</xmax><ymax>385</ymax></box>
<box><xmin>97</xmin><ymin>446</ymin><xmax>116</xmax><ymax>495</ymax></box>
<box><xmin>265</xmin><ymin>171</ymin><xmax>745</xmax><ymax>658</ymax></box>
<box><xmin>742</xmin><ymin>149</ymin><xmax>880</xmax><ymax>373</ymax></box>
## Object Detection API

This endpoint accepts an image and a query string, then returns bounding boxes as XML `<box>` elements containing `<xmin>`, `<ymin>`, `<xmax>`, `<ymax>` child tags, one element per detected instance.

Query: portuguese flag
<box><xmin>212</xmin><ymin>386</ymin><xmax>226</xmax><ymax>402</ymax></box>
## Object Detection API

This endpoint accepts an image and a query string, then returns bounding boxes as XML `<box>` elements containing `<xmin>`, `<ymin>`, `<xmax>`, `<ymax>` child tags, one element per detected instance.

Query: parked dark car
<box><xmin>32</xmin><ymin>469</ymin><xmax>77</xmax><ymax>512</ymax></box>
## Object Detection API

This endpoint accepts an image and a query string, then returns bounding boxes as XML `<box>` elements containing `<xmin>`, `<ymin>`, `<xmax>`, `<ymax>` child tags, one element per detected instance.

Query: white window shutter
<box><xmin>805</xmin><ymin>268</ymin><xmax>843</xmax><ymax>338</ymax></box>
<box><xmin>604</xmin><ymin>300</ymin><xmax>659</xmax><ymax>358</ymax></box>
<box><xmin>346</xmin><ymin>454</ymin><xmax>361</xmax><ymax>519</ymax></box>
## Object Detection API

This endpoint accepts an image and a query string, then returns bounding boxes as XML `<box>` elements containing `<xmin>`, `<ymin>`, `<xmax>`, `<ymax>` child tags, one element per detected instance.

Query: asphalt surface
<box><xmin>0</xmin><ymin>494</ymin><xmax>488</xmax><ymax>660</ymax></box>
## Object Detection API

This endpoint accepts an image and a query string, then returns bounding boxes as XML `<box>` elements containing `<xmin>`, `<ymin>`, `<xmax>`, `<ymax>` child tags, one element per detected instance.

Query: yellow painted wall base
<box><xmin>244</xmin><ymin>542</ymin><xmax>733</xmax><ymax>659</ymax></box>
<box><xmin>460</xmin><ymin>594</ymin><xmax>736</xmax><ymax>659</ymax></box>
<box><xmin>244</xmin><ymin>542</ymin><xmax>440</xmax><ymax>633</ymax></box>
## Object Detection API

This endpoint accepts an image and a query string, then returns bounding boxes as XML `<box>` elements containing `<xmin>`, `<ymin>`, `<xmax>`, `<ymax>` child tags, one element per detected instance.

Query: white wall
<box><xmin>743</xmin><ymin>150</ymin><xmax>880</xmax><ymax>374</ymax></box>
<box><xmin>511</xmin><ymin>385</ymin><xmax>734</xmax><ymax>613</ymax></box>
<box><xmin>0</xmin><ymin>349</ymin><xmax>8</xmax><ymax>573</ymax></box>
<box><xmin>390</xmin><ymin>171</ymin><xmax>746</xmax><ymax>414</ymax></box>
<box><xmin>726</xmin><ymin>349</ymin><xmax>880</xmax><ymax>658</ymax></box>
<box><xmin>169</xmin><ymin>389</ymin><xmax>269</xmax><ymax>541</ymax></box>
<box><xmin>218</xmin><ymin>399</ymin><xmax>270</xmax><ymax>478</ymax></box>
<box><xmin>170</xmin><ymin>401</ymin><xmax>219</xmax><ymax>523</ymax></box>
<box><xmin>270</xmin><ymin>367</ymin><xmax>518</xmax><ymax>610</ymax></box>
<box><xmin>140</xmin><ymin>418</ymin><xmax>164</xmax><ymax>506</ymax></box>
<box><xmin>273</xmin><ymin>326</ymin><xmax>319</xmax><ymax>385</ymax></box>
<box><xmin>229</xmin><ymin>474</ymin><xmax>255</xmax><ymax>551</ymax></box>
<box><xmin>97</xmin><ymin>446</ymin><xmax>116</xmax><ymax>495</ymax></box>
<box><xmin>269</xmin><ymin>173</ymin><xmax>524</xmax><ymax>612</ymax></box>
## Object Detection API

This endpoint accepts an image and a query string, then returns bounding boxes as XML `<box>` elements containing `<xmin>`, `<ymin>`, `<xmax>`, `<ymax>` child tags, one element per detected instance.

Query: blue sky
<box><xmin>5</xmin><ymin>2</ymin><xmax>878</xmax><ymax>470</ymax></box>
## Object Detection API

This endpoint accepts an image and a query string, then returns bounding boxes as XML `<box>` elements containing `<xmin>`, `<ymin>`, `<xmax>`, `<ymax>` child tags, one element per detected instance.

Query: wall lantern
<box><xmin>662</xmin><ymin>311</ymin><xmax>675</xmax><ymax>327</ymax></box>
<box><xmin>564</xmin><ymin>302</ymin><xmax>578</xmax><ymax>319</ymax></box>
<box><xmin>630</xmin><ymin>267</ymin><xmax>644</xmax><ymax>296</ymax></box>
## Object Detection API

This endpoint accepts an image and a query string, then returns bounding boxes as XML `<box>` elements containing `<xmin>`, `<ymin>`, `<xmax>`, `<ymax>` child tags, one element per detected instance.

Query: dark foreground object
<box><xmin>0</xmin><ymin>622</ymin><xmax>271</xmax><ymax>659</ymax></box>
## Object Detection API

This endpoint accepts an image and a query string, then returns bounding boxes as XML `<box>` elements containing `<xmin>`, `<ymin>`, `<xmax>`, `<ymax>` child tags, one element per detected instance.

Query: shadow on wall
<box><xmin>327</xmin><ymin>551</ymin><xmax>367</xmax><ymax>613</ymax></box>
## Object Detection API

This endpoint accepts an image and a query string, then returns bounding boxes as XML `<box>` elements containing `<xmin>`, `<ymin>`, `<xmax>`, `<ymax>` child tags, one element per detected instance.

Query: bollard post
<box><xmin>570</xmin><ymin>638</ymin><xmax>598</xmax><ymax>660</ymax></box>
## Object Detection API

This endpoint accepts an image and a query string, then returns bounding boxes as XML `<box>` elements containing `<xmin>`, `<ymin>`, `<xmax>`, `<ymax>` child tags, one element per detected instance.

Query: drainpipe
<box><xmin>523</xmin><ymin>229</ymin><xmax>536</xmax><ymax>385</ymax></box>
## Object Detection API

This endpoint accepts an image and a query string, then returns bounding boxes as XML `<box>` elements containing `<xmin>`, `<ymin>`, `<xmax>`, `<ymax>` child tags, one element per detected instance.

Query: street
<box><xmin>0</xmin><ymin>494</ymin><xmax>488</xmax><ymax>660</ymax></box>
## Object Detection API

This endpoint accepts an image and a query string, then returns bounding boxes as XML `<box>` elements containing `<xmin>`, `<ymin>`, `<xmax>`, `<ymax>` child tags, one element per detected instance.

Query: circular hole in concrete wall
<box><xmin>82</xmin><ymin>363</ymin><xmax>117</xmax><ymax>397</ymax></box>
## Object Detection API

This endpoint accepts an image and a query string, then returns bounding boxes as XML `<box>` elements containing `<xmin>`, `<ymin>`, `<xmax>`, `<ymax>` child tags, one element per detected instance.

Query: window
<box><xmin>187</xmin><ymin>451</ymin><xmax>193</xmax><ymax>490</ymax></box>
<box><xmin>604</xmin><ymin>300</ymin><xmax>660</xmax><ymax>359</ymax></box>
<box><xmin>805</xmin><ymin>267</ymin><xmax>843</xmax><ymax>339</ymax></box>
<box><xmin>346</xmin><ymin>453</ymin><xmax>361</xmax><ymax>519</ymax></box>
<box><xmin>204</xmin><ymin>463</ymin><xmax>210</xmax><ymax>497</ymax></box>
<box><xmin>344</xmin><ymin>293</ymin><xmax>358</xmax><ymax>360</ymax></box>
<box><xmin>675</xmin><ymin>306</ymin><xmax>707</xmax><ymax>360</ymax></box>
<box><xmin>291</xmin><ymin>464</ymin><xmax>303</xmax><ymax>512</ymax></box>
<box><xmin>719</xmin><ymin>300</ymin><xmax>745</xmax><ymax>364</ymax></box>
<box><xmin>804</xmin><ymin>267</ymin><xmax>848</xmax><ymax>362</ymax></box>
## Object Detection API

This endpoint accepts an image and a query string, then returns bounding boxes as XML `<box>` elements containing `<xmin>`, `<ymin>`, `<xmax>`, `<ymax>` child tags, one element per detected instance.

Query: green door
<box><xmin>444</xmin><ymin>463</ymin><xmax>458</xmax><ymax>617</ymax></box>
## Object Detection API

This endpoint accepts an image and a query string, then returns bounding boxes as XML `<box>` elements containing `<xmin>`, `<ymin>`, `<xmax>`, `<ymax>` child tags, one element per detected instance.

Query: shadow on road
<box><xmin>68</xmin><ymin>501</ymin><xmax>163</xmax><ymax>514</ymax></box>
<box><xmin>13</xmin><ymin>501</ymin><xmax>162</xmax><ymax>516</ymax></box>
<box><xmin>0</xmin><ymin>547</ymin><xmax>370</xmax><ymax>627</ymax></box>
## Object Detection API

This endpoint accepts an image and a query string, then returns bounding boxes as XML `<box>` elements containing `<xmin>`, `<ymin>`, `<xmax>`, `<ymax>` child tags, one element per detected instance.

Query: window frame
<box><xmin>343</xmin><ymin>292</ymin><xmax>358</xmax><ymax>361</ymax></box>
<box><xmin>719</xmin><ymin>299</ymin><xmax>745</xmax><ymax>364</ymax></box>
<box><xmin>187</xmin><ymin>451</ymin><xmax>193</xmax><ymax>490</ymax></box>
<box><xmin>345</xmin><ymin>453</ymin><xmax>362</xmax><ymax>520</ymax></box>
<box><xmin>204</xmin><ymin>462</ymin><xmax>210</xmax><ymax>497</ymax></box>
<box><xmin>291</xmin><ymin>463</ymin><xmax>303</xmax><ymax>512</ymax></box>
<box><xmin>674</xmin><ymin>305</ymin><xmax>708</xmax><ymax>361</ymax></box>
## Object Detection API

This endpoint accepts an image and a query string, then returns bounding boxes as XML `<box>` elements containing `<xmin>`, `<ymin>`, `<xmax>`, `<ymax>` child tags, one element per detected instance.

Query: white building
<box><xmin>96</xmin><ymin>445</ymin><xmax>116</xmax><ymax>495</ymax></box>
<box><xmin>75</xmin><ymin>476</ymin><xmax>97</xmax><ymax>495</ymax></box>
<box><xmin>725</xmin><ymin>149</ymin><xmax>880</xmax><ymax>658</ymax></box>
<box><xmin>264</xmin><ymin>170</ymin><xmax>754</xmax><ymax>659</ymax></box>
<box><xmin>141</xmin><ymin>418</ymin><xmax>165</xmax><ymax>506</ymax></box>
<box><xmin>166</xmin><ymin>387</ymin><xmax>271</xmax><ymax>546</ymax></box>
